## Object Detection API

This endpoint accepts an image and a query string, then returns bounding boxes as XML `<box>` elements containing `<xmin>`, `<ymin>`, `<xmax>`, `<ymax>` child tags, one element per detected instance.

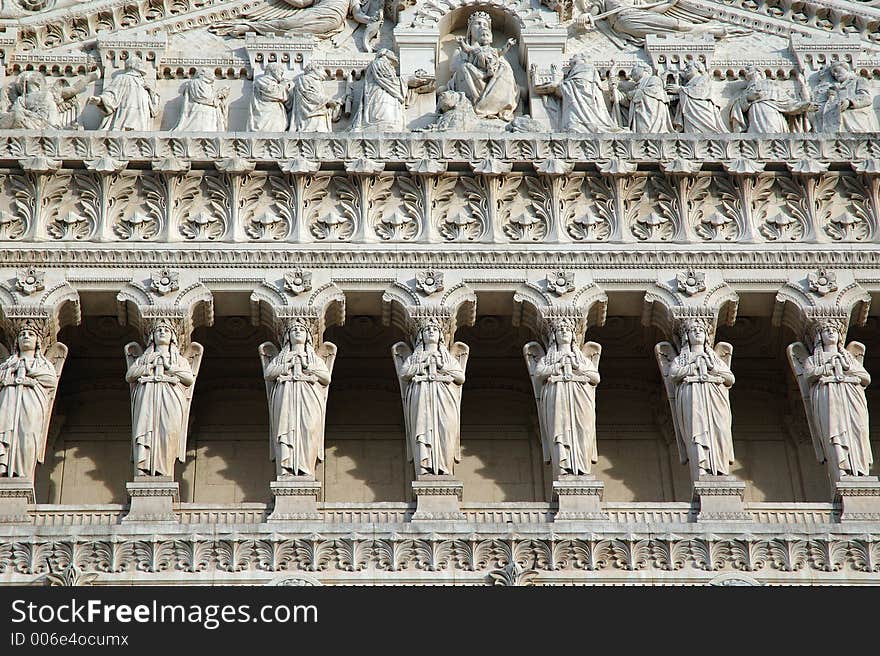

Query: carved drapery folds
<box><xmin>383</xmin><ymin>274</ymin><xmax>475</xmax><ymax>480</ymax></box>
<box><xmin>251</xmin><ymin>274</ymin><xmax>345</xmax><ymax>481</ymax></box>
<box><xmin>775</xmin><ymin>270</ymin><xmax>874</xmax><ymax>492</ymax></box>
<box><xmin>117</xmin><ymin>273</ymin><xmax>213</xmax><ymax>480</ymax></box>
<box><xmin>645</xmin><ymin>270</ymin><xmax>739</xmax><ymax>484</ymax></box>
<box><xmin>513</xmin><ymin>273</ymin><xmax>607</xmax><ymax>480</ymax></box>
<box><xmin>0</xmin><ymin>273</ymin><xmax>79</xmax><ymax>483</ymax></box>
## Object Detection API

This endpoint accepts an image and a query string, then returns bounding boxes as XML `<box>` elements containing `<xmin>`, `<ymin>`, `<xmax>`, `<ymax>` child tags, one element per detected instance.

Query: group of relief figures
<box><xmin>0</xmin><ymin>310</ymin><xmax>872</xmax><ymax>489</ymax></box>
<box><xmin>2</xmin><ymin>0</ymin><xmax>877</xmax><ymax>135</ymax></box>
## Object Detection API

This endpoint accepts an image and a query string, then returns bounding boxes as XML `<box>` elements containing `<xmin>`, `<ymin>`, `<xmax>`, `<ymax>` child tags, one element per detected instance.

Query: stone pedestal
<box><xmin>411</xmin><ymin>477</ymin><xmax>464</xmax><ymax>521</ymax></box>
<box><xmin>122</xmin><ymin>477</ymin><xmax>179</xmax><ymax>523</ymax></box>
<box><xmin>268</xmin><ymin>479</ymin><xmax>322</xmax><ymax>522</ymax></box>
<box><xmin>835</xmin><ymin>476</ymin><xmax>880</xmax><ymax>521</ymax></box>
<box><xmin>553</xmin><ymin>476</ymin><xmax>606</xmax><ymax>521</ymax></box>
<box><xmin>0</xmin><ymin>479</ymin><xmax>34</xmax><ymax>524</ymax></box>
<box><xmin>692</xmin><ymin>476</ymin><xmax>749</xmax><ymax>522</ymax></box>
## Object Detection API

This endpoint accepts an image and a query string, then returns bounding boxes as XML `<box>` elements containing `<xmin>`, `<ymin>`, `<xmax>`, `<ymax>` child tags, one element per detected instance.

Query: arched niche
<box><xmin>394</xmin><ymin>1</ymin><xmax>565</xmax><ymax>128</ymax></box>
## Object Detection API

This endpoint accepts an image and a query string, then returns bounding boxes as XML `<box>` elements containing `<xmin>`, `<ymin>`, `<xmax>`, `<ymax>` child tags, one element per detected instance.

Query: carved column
<box><xmin>251</xmin><ymin>272</ymin><xmax>345</xmax><ymax>521</ymax></box>
<box><xmin>382</xmin><ymin>272</ymin><xmax>476</xmax><ymax>521</ymax></box>
<box><xmin>644</xmin><ymin>270</ymin><xmax>747</xmax><ymax>521</ymax></box>
<box><xmin>774</xmin><ymin>269</ymin><xmax>880</xmax><ymax>521</ymax></box>
<box><xmin>0</xmin><ymin>270</ymin><xmax>80</xmax><ymax>523</ymax></box>
<box><xmin>117</xmin><ymin>271</ymin><xmax>213</xmax><ymax>523</ymax></box>
<box><xmin>513</xmin><ymin>271</ymin><xmax>608</xmax><ymax>521</ymax></box>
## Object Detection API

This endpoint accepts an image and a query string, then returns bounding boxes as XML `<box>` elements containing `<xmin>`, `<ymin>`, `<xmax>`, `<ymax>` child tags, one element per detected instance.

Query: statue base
<box><xmin>0</xmin><ymin>479</ymin><xmax>34</xmax><ymax>524</ymax></box>
<box><xmin>267</xmin><ymin>479</ymin><xmax>322</xmax><ymax>522</ymax></box>
<box><xmin>411</xmin><ymin>477</ymin><xmax>464</xmax><ymax>521</ymax></box>
<box><xmin>835</xmin><ymin>476</ymin><xmax>880</xmax><ymax>521</ymax></box>
<box><xmin>692</xmin><ymin>476</ymin><xmax>749</xmax><ymax>522</ymax></box>
<box><xmin>553</xmin><ymin>476</ymin><xmax>606</xmax><ymax>521</ymax></box>
<box><xmin>122</xmin><ymin>477</ymin><xmax>179</xmax><ymax>523</ymax></box>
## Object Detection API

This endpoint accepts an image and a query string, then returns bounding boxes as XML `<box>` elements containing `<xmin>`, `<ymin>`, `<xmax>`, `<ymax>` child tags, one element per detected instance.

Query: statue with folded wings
<box><xmin>0</xmin><ymin>321</ymin><xmax>66</xmax><ymax>480</ymax></box>
<box><xmin>787</xmin><ymin>319</ymin><xmax>873</xmax><ymax>481</ymax></box>
<box><xmin>656</xmin><ymin>317</ymin><xmax>735</xmax><ymax>479</ymax></box>
<box><xmin>259</xmin><ymin>318</ymin><xmax>336</xmax><ymax>479</ymax></box>
<box><xmin>392</xmin><ymin>317</ymin><xmax>468</xmax><ymax>478</ymax></box>
<box><xmin>523</xmin><ymin>318</ymin><xmax>601</xmax><ymax>478</ymax></box>
<box><xmin>124</xmin><ymin>321</ymin><xmax>203</xmax><ymax>478</ymax></box>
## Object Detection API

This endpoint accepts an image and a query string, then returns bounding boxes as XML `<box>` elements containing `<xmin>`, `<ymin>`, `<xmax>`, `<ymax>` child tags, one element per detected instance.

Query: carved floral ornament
<box><xmin>150</xmin><ymin>269</ymin><xmax>179</xmax><ymax>296</ymax></box>
<box><xmin>546</xmin><ymin>270</ymin><xmax>575</xmax><ymax>296</ymax></box>
<box><xmin>808</xmin><ymin>269</ymin><xmax>839</xmax><ymax>296</ymax></box>
<box><xmin>15</xmin><ymin>268</ymin><xmax>44</xmax><ymax>296</ymax></box>
<box><xmin>284</xmin><ymin>270</ymin><xmax>313</xmax><ymax>296</ymax></box>
<box><xmin>415</xmin><ymin>270</ymin><xmax>444</xmax><ymax>296</ymax></box>
<box><xmin>676</xmin><ymin>269</ymin><xmax>707</xmax><ymax>297</ymax></box>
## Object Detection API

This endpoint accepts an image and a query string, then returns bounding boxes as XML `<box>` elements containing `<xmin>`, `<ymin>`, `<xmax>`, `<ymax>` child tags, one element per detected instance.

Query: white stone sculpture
<box><xmin>618</xmin><ymin>64</ymin><xmax>672</xmax><ymax>133</ymax></box>
<box><xmin>351</xmin><ymin>49</ymin><xmax>406</xmax><ymax>132</ymax></box>
<box><xmin>534</xmin><ymin>53</ymin><xmax>622</xmax><ymax>132</ymax></box>
<box><xmin>88</xmin><ymin>56</ymin><xmax>160</xmax><ymax>132</ymax></box>
<box><xmin>0</xmin><ymin>70</ymin><xmax>99</xmax><ymax>129</ymax></box>
<box><xmin>259</xmin><ymin>318</ymin><xmax>336</xmax><ymax>479</ymax></box>
<box><xmin>523</xmin><ymin>319</ymin><xmax>601</xmax><ymax>477</ymax></box>
<box><xmin>289</xmin><ymin>62</ymin><xmax>339</xmax><ymax>133</ymax></box>
<box><xmin>447</xmin><ymin>11</ymin><xmax>520</xmax><ymax>122</ymax></box>
<box><xmin>247</xmin><ymin>63</ymin><xmax>291</xmax><ymax>133</ymax></box>
<box><xmin>392</xmin><ymin>318</ymin><xmax>468</xmax><ymax>477</ymax></box>
<box><xmin>576</xmin><ymin>0</ymin><xmax>750</xmax><ymax>46</ymax></box>
<box><xmin>656</xmin><ymin>317</ymin><xmax>736</xmax><ymax>478</ymax></box>
<box><xmin>787</xmin><ymin>319</ymin><xmax>873</xmax><ymax>480</ymax></box>
<box><xmin>812</xmin><ymin>62</ymin><xmax>880</xmax><ymax>134</ymax></box>
<box><xmin>124</xmin><ymin>321</ymin><xmax>203</xmax><ymax>477</ymax></box>
<box><xmin>729</xmin><ymin>67</ymin><xmax>816</xmax><ymax>134</ymax></box>
<box><xmin>209</xmin><ymin>0</ymin><xmax>380</xmax><ymax>47</ymax></box>
<box><xmin>420</xmin><ymin>90</ymin><xmax>481</xmax><ymax>131</ymax></box>
<box><xmin>0</xmin><ymin>322</ymin><xmax>66</xmax><ymax>480</ymax></box>
<box><xmin>667</xmin><ymin>61</ymin><xmax>728</xmax><ymax>134</ymax></box>
<box><xmin>172</xmin><ymin>68</ymin><xmax>230</xmax><ymax>132</ymax></box>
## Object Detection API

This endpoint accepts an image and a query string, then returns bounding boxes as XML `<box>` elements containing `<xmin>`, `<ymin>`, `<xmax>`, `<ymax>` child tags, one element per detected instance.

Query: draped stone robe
<box><xmin>805</xmin><ymin>349</ymin><xmax>872</xmax><ymax>477</ymax></box>
<box><xmin>534</xmin><ymin>349</ymin><xmax>598</xmax><ymax>476</ymax></box>
<box><xmin>173</xmin><ymin>77</ymin><xmax>226</xmax><ymax>132</ymax></box>
<box><xmin>264</xmin><ymin>349</ymin><xmax>330</xmax><ymax>478</ymax></box>
<box><xmin>352</xmin><ymin>56</ymin><xmax>405</xmax><ymax>131</ymax></box>
<box><xmin>0</xmin><ymin>354</ymin><xmax>56</xmax><ymax>478</ymax></box>
<box><xmin>674</xmin><ymin>73</ymin><xmax>728</xmax><ymax>134</ymax></box>
<box><xmin>247</xmin><ymin>73</ymin><xmax>290</xmax><ymax>132</ymax></box>
<box><xmin>729</xmin><ymin>78</ymin><xmax>807</xmax><ymax>134</ymax></box>
<box><xmin>290</xmin><ymin>73</ymin><xmax>332</xmax><ymax>133</ymax></box>
<box><xmin>126</xmin><ymin>349</ymin><xmax>193</xmax><ymax>477</ymax></box>
<box><xmin>626</xmin><ymin>74</ymin><xmax>673</xmax><ymax>133</ymax></box>
<box><xmin>448</xmin><ymin>44</ymin><xmax>518</xmax><ymax>122</ymax></box>
<box><xmin>559</xmin><ymin>62</ymin><xmax>619</xmax><ymax>133</ymax></box>
<box><xmin>400</xmin><ymin>347</ymin><xmax>464</xmax><ymax>476</ymax></box>
<box><xmin>668</xmin><ymin>349</ymin><xmax>734</xmax><ymax>476</ymax></box>
<box><xmin>817</xmin><ymin>76</ymin><xmax>880</xmax><ymax>133</ymax></box>
<box><xmin>95</xmin><ymin>70</ymin><xmax>158</xmax><ymax>132</ymax></box>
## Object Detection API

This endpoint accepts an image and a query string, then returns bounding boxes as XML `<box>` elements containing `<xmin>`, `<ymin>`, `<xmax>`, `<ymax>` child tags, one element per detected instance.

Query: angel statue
<box><xmin>523</xmin><ymin>319</ymin><xmax>601</xmax><ymax>478</ymax></box>
<box><xmin>392</xmin><ymin>318</ymin><xmax>468</xmax><ymax>478</ymax></box>
<box><xmin>124</xmin><ymin>321</ymin><xmax>203</xmax><ymax>478</ymax></box>
<box><xmin>655</xmin><ymin>318</ymin><xmax>735</xmax><ymax>479</ymax></box>
<box><xmin>209</xmin><ymin>0</ymin><xmax>382</xmax><ymax>52</ymax></box>
<box><xmin>259</xmin><ymin>319</ymin><xmax>336</xmax><ymax>479</ymax></box>
<box><xmin>787</xmin><ymin>320</ymin><xmax>872</xmax><ymax>481</ymax></box>
<box><xmin>575</xmin><ymin>0</ymin><xmax>750</xmax><ymax>48</ymax></box>
<box><xmin>0</xmin><ymin>322</ymin><xmax>67</xmax><ymax>480</ymax></box>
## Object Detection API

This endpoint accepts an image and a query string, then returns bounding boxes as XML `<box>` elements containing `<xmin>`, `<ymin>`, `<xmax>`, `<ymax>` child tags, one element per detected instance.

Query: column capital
<box><xmin>643</xmin><ymin>269</ymin><xmax>738</xmax><ymax>341</ymax></box>
<box><xmin>381</xmin><ymin>271</ymin><xmax>476</xmax><ymax>343</ymax></box>
<box><xmin>250</xmin><ymin>270</ymin><xmax>345</xmax><ymax>343</ymax></box>
<box><xmin>773</xmin><ymin>268</ymin><xmax>870</xmax><ymax>341</ymax></box>
<box><xmin>513</xmin><ymin>271</ymin><xmax>607</xmax><ymax>344</ymax></box>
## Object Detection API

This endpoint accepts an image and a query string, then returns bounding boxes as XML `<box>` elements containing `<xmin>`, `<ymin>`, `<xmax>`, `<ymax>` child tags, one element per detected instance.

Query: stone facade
<box><xmin>0</xmin><ymin>0</ymin><xmax>879</xmax><ymax>586</ymax></box>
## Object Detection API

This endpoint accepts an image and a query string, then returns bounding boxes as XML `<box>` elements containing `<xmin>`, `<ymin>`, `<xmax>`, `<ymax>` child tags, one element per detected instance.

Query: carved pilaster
<box><xmin>0</xmin><ymin>271</ymin><xmax>80</xmax><ymax>523</ymax></box>
<box><xmin>383</xmin><ymin>272</ymin><xmax>475</xmax><ymax>516</ymax></box>
<box><xmin>774</xmin><ymin>269</ymin><xmax>879</xmax><ymax>516</ymax></box>
<box><xmin>117</xmin><ymin>272</ymin><xmax>213</xmax><ymax>523</ymax></box>
<box><xmin>514</xmin><ymin>272</ymin><xmax>608</xmax><ymax>520</ymax></box>
<box><xmin>251</xmin><ymin>273</ymin><xmax>345</xmax><ymax>519</ymax></box>
<box><xmin>644</xmin><ymin>270</ymin><xmax>742</xmax><ymax>520</ymax></box>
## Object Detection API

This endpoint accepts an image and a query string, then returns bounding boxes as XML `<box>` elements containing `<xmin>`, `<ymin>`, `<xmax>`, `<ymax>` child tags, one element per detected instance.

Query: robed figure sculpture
<box><xmin>392</xmin><ymin>318</ymin><xmax>468</xmax><ymax>478</ymax></box>
<box><xmin>524</xmin><ymin>319</ymin><xmax>601</xmax><ymax>478</ymax></box>
<box><xmin>0</xmin><ymin>323</ymin><xmax>66</xmax><ymax>480</ymax></box>
<box><xmin>259</xmin><ymin>319</ymin><xmax>336</xmax><ymax>479</ymax></box>
<box><xmin>656</xmin><ymin>318</ymin><xmax>736</xmax><ymax>479</ymax></box>
<box><xmin>125</xmin><ymin>322</ymin><xmax>202</xmax><ymax>477</ymax></box>
<box><xmin>787</xmin><ymin>320</ymin><xmax>873</xmax><ymax>481</ymax></box>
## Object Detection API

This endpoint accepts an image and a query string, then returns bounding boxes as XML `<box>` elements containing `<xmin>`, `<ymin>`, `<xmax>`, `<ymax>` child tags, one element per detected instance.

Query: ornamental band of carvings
<box><xmin>0</xmin><ymin>161</ymin><xmax>877</xmax><ymax>244</ymax></box>
<box><xmin>0</xmin><ymin>535</ymin><xmax>879</xmax><ymax>578</ymax></box>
